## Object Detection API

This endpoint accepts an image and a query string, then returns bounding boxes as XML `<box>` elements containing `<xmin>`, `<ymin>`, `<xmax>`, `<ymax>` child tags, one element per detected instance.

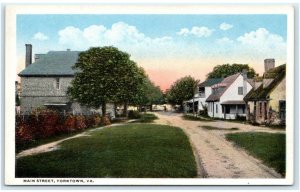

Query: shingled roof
<box><xmin>18</xmin><ymin>51</ymin><xmax>81</xmax><ymax>77</ymax></box>
<box><xmin>206</xmin><ymin>73</ymin><xmax>240</xmax><ymax>102</ymax></box>
<box><xmin>198</xmin><ymin>78</ymin><xmax>223</xmax><ymax>87</ymax></box>
<box><xmin>244</xmin><ymin>64</ymin><xmax>286</xmax><ymax>101</ymax></box>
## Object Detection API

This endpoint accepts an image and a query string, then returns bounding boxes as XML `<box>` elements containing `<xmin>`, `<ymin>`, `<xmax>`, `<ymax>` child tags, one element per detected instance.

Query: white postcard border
<box><xmin>5</xmin><ymin>4</ymin><xmax>295</xmax><ymax>186</ymax></box>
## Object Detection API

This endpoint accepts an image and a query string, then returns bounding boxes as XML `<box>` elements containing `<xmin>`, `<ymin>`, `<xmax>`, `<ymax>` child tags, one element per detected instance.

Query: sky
<box><xmin>16</xmin><ymin>14</ymin><xmax>287</xmax><ymax>91</ymax></box>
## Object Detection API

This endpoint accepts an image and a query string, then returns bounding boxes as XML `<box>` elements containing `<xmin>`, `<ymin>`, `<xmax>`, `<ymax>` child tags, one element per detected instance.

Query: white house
<box><xmin>184</xmin><ymin>78</ymin><xmax>223</xmax><ymax>113</ymax></box>
<box><xmin>206</xmin><ymin>72</ymin><xmax>253</xmax><ymax>119</ymax></box>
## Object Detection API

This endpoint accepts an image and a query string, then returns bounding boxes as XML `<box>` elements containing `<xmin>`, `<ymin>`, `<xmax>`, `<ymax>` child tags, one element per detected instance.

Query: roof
<box><xmin>244</xmin><ymin>64</ymin><xmax>286</xmax><ymax>101</ymax></box>
<box><xmin>18</xmin><ymin>51</ymin><xmax>81</xmax><ymax>77</ymax></box>
<box><xmin>206</xmin><ymin>73</ymin><xmax>240</xmax><ymax>102</ymax></box>
<box><xmin>221</xmin><ymin>100</ymin><xmax>245</xmax><ymax>105</ymax></box>
<box><xmin>198</xmin><ymin>78</ymin><xmax>223</xmax><ymax>87</ymax></box>
<box><xmin>246</xmin><ymin>79</ymin><xmax>255</xmax><ymax>87</ymax></box>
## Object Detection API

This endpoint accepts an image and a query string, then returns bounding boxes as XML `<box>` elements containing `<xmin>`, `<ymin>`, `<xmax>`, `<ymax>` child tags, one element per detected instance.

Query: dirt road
<box><xmin>153</xmin><ymin>112</ymin><xmax>284</xmax><ymax>178</ymax></box>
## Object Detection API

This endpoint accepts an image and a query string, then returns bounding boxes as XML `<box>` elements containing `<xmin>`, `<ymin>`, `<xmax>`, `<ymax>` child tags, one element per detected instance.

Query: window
<box><xmin>55</xmin><ymin>78</ymin><xmax>60</xmax><ymax>90</ymax></box>
<box><xmin>238</xmin><ymin>87</ymin><xmax>243</xmax><ymax>95</ymax></box>
<box><xmin>259</xmin><ymin>102</ymin><xmax>262</xmax><ymax>118</ymax></box>
<box><xmin>216</xmin><ymin>104</ymin><xmax>218</xmax><ymax>113</ymax></box>
<box><xmin>279</xmin><ymin>100</ymin><xmax>286</xmax><ymax>120</ymax></box>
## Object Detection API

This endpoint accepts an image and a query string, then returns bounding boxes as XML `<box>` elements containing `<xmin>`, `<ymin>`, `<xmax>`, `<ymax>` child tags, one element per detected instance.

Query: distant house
<box><xmin>244</xmin><ymin>60</ymin><xmax>286</xmax><ymax>125</ymax></box>
<box><xmin>184</xmin><ymin>78</ymin><xmax>223</xmax><ymax>113</ymax></box>
<box><xmin>205</xmin><ymin>72</ymin><xmax>253</xmax><ymax>119</ymax></box>
<box><xmin>18</xmin><ymin>44</ymin><xmax>114</xmax><ymax>116</ymax></box>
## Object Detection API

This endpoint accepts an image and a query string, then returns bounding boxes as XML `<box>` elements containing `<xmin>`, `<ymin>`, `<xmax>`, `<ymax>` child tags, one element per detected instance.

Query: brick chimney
<box><xmin>264</xmin><ymin>58</ymin><xmax>275</xmax><ymax>72</ymax></box>
<box><xmin>25</xmin><ymin>44</ymin><xmax>32</xmax><ymax>67</ymax></box>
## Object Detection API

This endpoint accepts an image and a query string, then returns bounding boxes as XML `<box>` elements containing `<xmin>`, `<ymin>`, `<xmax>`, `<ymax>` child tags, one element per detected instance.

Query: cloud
<box><xmin>219</xmin><ymin>22</ymin><xmax>233</xmax><ymax>31</ymax></box>
<box><xmin>58</xmin><ymin>22</ymin><xmax>181</xmax><ymax>60</ymax></box>
<box><xmin>33</xmin><ymin>32</ymin><xmax>49</xmax><ymax>41</ymax></box>
<box><xmin>236</xmin><ymin>28</ymin><xmax>286</xmax><ymax>54</ymax></box>
<box><xmin>177</xmin><ymin>26</ymin><xmax>214</xmax><ymax>37</ymax></box>
<box><xmin>176</xmin><ymin>28</ymin><xmax>189</xmax><ymax>36</ymax></box>
<box><xmin>216</xmin><ymin>37</ymin><xmax>234</xmax><ymax>44</ymax></box>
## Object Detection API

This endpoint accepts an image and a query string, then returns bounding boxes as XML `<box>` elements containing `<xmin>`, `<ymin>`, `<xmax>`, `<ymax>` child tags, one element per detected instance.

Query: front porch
<box><xmin>221</xmin><ymin>100</ymin><xmax>246</xmax><ymax>120</ymax></box>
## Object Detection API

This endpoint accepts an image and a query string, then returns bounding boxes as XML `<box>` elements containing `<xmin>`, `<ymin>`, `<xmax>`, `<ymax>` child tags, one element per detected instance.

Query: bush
<box><xmin>199</xmin><ymin>106</ymin><xmax>209</xmax><ymax>117</ymax></box>
<box><xmin>128</xmin><ymin>110</ymin><xmax>141</xmax><ymax>119</ymax></box>
<box><xmin>15</xmin><ymin>109</ymin><xmax>108</xmax><ymax>146</ymax></box>
<box><xmin>101</xmin><ymin>116</ymin><xmax>111</xmax><ymax>126</ymax></box>
<box><xmin>236</xmin><ymin>115</ymin><xmax>246</xmax><ymax>121</ymax></box>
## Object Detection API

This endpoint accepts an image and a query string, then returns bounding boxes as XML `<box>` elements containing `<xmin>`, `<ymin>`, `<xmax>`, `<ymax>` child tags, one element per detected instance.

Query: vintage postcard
<box><xmin>5</xmin><ymin>4</ymin><xmax>294</xmax><ymax>185</ymax></box>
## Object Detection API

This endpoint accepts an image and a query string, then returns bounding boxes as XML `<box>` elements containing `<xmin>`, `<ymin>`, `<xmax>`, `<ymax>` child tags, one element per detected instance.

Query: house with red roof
<box><xmin>206</xmin><ymin>72</ymin><xmax>253</xmax><ymax>119</ymax></box>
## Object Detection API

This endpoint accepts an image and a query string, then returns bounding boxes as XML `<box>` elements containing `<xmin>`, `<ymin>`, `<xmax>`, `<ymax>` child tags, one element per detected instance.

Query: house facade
<box><xmin>18</xmin><ymin>44</ymin><xmax>114</xmax><ymax>117</ymax></box>
<box><xmin>244</xmin><ymin>60</ymin><xmax>286</xmax><ymax>125</ymax></box>
<box><xmin>184</xmin><ymin>78</ymin><xmax>223</xmax><ymax>113</ymax></box>
<box><xmin>206</xmin><ymin>72</ymin><xmax>253</xmax><ymax>119</ymax></box>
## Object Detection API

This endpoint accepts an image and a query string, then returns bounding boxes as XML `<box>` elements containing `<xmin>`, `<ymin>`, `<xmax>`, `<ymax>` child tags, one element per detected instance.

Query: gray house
<box><xmin>18</xmin><ymin>44</ymin><xmax>114</xmax><ymax>116</ymax></box>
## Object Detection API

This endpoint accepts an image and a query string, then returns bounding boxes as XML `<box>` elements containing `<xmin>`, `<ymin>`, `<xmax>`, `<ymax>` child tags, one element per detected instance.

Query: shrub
<box><xmin>101</xmin><ymin>116</ymin><xmax>111</xmax><ymax>126</ymax></box>
<box><xmin>75</xmin><ymin>115</ymin><xmax>87</xmax><ymax>130</ymax></box>
<box><xmin>63</xmin><ymin>115</ymin><xmax>76</xmax><ymax>132</ymax></box>
<box><xmin>15</xmin><ymin>116</ymin><xmax>34</xmax><ymax>144</ymax></box>
<box><xmin>15</xmin><ymin>108</ymin><xmax>114</xmax><ymax>148</ymax></box>
<box><xmin>128</xmin><ymin>110</ymin><xmax>141</xmax><ymax>119</ymax></box>
<box><xmin>236</xmin><ymin>115</ymin><xmax>246</xmax><ymax>121</ymax></box>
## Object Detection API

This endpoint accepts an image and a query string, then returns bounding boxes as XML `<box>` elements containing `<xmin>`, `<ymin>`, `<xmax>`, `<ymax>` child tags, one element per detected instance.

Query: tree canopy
<box><xmin>166</xmin><ymin>76</ymin><xmax>199</xmax><ymax>107</ymax></box>
<box><xmin>68</xmin><ymin>46</ymin><xmax>146</xmax><ymax>115</ymax></box>
<box><xmin>130</xmin><ymin>73</ymin><xmax>164</xmax><ymax>108</ymax></box>
<box><xmin>207</xmin><ymin>64</ymin><xmax>257</xmax><ymax>79</ymax></box>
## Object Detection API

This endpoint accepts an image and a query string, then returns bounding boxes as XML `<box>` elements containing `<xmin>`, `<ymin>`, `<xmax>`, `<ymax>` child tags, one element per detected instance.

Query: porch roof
<box><xmin>44</xmin><ymin>103</ymin><xmax>67</xmax><ymax>106</ymax></box>
<box><xmin>221</xmin><ymin>100</ymin><xmax>245</xmax><ymax>105</ymax></box>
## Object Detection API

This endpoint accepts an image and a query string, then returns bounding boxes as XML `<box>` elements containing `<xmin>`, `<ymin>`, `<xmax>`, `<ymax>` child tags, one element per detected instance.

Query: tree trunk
<box><xmin>101</xmin><ymin>102</ymin><xmax>106</xmax><ymax>117</ymax></box>
<box><xmin>123</xmin><ymin>101</ymin><xmax>128</xmax><ymax>117</ymax></box>
<box><xmin>150</xmin><ymin>104</ymin><xmax>153</xmax><ymax>111</ymax></box>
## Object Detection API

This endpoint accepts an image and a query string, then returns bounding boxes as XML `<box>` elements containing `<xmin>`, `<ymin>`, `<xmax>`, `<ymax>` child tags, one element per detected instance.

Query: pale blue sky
<box><xmin>16</xmin><ymin>14</ymin><xmax>287</xmax><ymax>90</ymax></box>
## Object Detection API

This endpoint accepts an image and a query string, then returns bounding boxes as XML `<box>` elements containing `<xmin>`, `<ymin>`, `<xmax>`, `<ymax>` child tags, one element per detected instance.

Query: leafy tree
<box><xmin>166</xmin><ymin>76</ymin><xmax>199</xmax><ymax>110</ymax></box>
<box><xmin>68</xmin><ymin>46</ymin><xmax>144</xmax><ymax>116</ymax></box>
<box><xmin>207</xmin><ymin>64</ymin><xmax>257</xmax><ymax>78</ymax></box>
<box><xmin>130</xmin><ymin>74</ymin><xmax>164</xmax><ymax>111</ymax></box>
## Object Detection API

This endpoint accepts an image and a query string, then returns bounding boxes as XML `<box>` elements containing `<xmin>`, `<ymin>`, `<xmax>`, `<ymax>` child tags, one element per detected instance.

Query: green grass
<box><xmin>225</xmin><ymin>132</ymin><xmax>286</xmax><ymax>176</ymax></box>
<box><xmin>201</xmin><ymin>125</ymin><xmax>239</xmax><ymax>131</ymax></box>
<box><xmin>131</xmin><ymin>113</ymin><xmax>158</xmax><ymax>123</ymax></box>
<box><xmin>16</xmin><ymin>124</ymin><xmax>197</xmax><ymax>178</ymax></box>
<box><xmin>182</xmin><ymin>114</ymin><xmax>214</xmax><ymax>122</ymax></box>
<box><xmin>16</xmin><ymin>128</ymin><xmax>97</xmax><ymax>153</ymax></box>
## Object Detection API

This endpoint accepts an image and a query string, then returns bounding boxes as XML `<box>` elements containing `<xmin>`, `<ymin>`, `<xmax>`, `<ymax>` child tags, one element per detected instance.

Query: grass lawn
<box><xmin>130</xmin><ymin>113</ymin><xmax>158</xmax><ymax>123</ymax></box>
<box><xmin>16</xmin><ymin>128</ymin><xmax>96</xmax><ymax>153</ymax></box>
<box><xmin>201</xmin><ymin>125</ymin><xmax>239</xmax><ymax>131</ymax></box>
<box><xmin>16</xmin><ymin>124</ymin><xmax>197</xmax><ymax>178</ymax></box>
<box><xmin>226</xmin><ymin>132</ymin><xmax>286</xmax><ymax>176</ymax></box>
<box><xmin>182</xmin><ymin>114</ymin><xmax>214</xmax><ymax>122</ymax></box>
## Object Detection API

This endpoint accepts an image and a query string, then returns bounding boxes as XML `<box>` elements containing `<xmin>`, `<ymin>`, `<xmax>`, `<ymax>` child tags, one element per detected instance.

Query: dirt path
<box><xmin>153</xmin><ymin>112</ymin><xmax>283</xmax><ymax>178</ymax></box>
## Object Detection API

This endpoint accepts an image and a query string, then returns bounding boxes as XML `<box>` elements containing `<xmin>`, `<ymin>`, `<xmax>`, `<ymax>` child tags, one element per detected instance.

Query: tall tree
<box><xmin>207</xmin><ymin>64</ymin><xmax>257</xmax><ymax>78</ymax></box>
<box><xmin>68</xmin><ymin>46</ymin><xmax>144</xmax><ymax>116</ymax></box>
<box><xmin>166</xmin><ymin>76</ymin><xmax>199</xmax><ymax>110</ymax></box>
<box><xmin>130</xmin><ymin>75</ymin><xmax>164</xmax><ymax>111</ymax></box>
